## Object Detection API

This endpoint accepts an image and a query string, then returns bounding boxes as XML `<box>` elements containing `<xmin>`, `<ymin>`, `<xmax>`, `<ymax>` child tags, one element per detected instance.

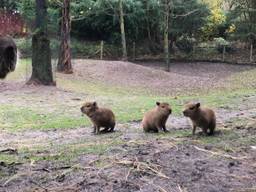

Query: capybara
<box><xmin>142</xmin><ymin>102</ymin><xmax>172</xmax><ymax>133</ymax></box>
<box><xmin>81</xmin><ymin>101</ymin><xmax>115</xmax><ymax>134</ymax></box>
<box><xmin>0</xmin><ymin>36</ymin><xmax>17</xmax><ymax>79</ymax></box>
<box><xmin>183</xmin><ymin>102</ymin><xmax>216</xmax><ymax>136</ymax></box>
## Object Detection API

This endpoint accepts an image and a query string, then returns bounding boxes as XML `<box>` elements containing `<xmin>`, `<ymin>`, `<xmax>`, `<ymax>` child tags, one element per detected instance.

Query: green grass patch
<box><xmin>19</xmin><ymin>136</ymin><xmax>124</xmax><ymax>163</ymax></box>
<box><xmin>0</xmin><ymin>105</ymin><xmax>89</xmax><ymax>132</ymax></box>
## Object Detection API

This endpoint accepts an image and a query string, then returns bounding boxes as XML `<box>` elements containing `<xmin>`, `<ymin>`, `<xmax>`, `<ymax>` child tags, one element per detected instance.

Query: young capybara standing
<box><xmin>183</xmin><ymin>102</ymin><xmax>216</xmax><ymax>136</ymax></box>
<box><xmin>142</xmin><ymin>102</ymin><xmax>172</xmax><ymax>133</ymax></box>
<box><xmin>81</xmin><ymin>101</ymin><xmax>115</xmax><ymax>134</ymax></box>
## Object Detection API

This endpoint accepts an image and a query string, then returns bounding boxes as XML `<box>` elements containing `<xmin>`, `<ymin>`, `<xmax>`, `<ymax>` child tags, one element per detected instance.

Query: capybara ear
<box><xmin>156</xmin><ymin>102</ymin><xmax>160</xmax><ymax>106</ymax></box>
<box><xmin>93</xmin><ymin>101</ymin><xmax>97</xmax><ymax>106</ymax></box>
<box><xmin>196</xmin><ymin>103</ymin><xmax>200</xmax><ymax>108</ymax></box>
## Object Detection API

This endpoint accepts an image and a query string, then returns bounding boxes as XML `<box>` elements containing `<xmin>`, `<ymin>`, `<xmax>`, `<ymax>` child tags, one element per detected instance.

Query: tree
<box><xmin>119</xmin><ymin>0</ymin><xmax>127</xmax><ymax>61</ymax></box>
<box><xmin>163</xmin><ymin>0</ymin><xmax>171</xmax><ymax>71</ymax></box>
<box><xmin>27</xmin><ymin>0</ymin><xmax>55</xmax><ymax>85</ymax></box>
<box><xmin>57</xmin><ymin>0</ymin><xmax>73</xmax><ymax>73</ymax></box>
<box><xmin>160</xmin><ymin>0</ymin><xmax>208</xmax><ymax>70</ymax></box>
<box><xmin>225</xmin><ymin>0</ymin><xmax>256</xmax><ymax>42</ymax></box>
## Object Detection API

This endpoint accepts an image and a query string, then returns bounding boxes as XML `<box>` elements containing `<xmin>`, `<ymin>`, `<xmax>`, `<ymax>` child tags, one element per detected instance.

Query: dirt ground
<box><xmin>73</xmin><ymin>60</ymin><xmax>256</xmax><ymax>95</ymax></box>
<box><xmin>0</xmin><ymin>60</ymin><xmax>256</xmax><ymax>192</ymax></box>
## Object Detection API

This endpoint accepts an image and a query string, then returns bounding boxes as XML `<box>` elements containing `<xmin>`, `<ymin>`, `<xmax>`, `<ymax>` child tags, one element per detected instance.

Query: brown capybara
<box><xmin>81</xmin><ymin>101</ymin><xmax>115</xmax><ymax>134</ymax></box>
<box><xmin>142</xmin><ymin>102</ymin><xmax>172</xmax><ymax>133</ymax></box>
<box><xmin>183</xmin><ymin>102</ymin><xmax>216</xmax><ymax>136</ymax></box>
<box><xmin>0</xmin><ymin>36</ymin><xmax>17</xmax><ymax>79</ymax></box>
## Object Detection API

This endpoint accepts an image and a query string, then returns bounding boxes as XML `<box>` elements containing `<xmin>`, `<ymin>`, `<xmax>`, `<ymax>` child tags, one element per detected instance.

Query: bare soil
<box><xmin>73</xmin><ymin>60</ymin><xmax>256</xmax><ymax>95</ymax></box>
<box><xmin>0</xmin><ymin>60</ymin><xmax>256</xmax><ymax>192</ymax></box>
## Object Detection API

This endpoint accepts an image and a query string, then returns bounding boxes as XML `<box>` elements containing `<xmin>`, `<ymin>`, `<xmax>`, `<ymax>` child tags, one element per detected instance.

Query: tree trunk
<box><xmin>119</xmin><ymin>0</ymin><xmax>127</xmax><ymax>61</ymax></box>
<box><xmin>27</xmin><ymin>0</ymin><xmax>55</xmax><ymax>85</ymax></box>
<box><xmin>57</xmin><ymin>0</ymin><xmax>72</xmax><ymax>74</ymax></box>
<box><xmin>145</xmin><ymin>0</ymin><xmax>152</xmax><ymax>42</ymax></box>
<box><xmin>164</xmin><ymin>0</ymin><xmax>170</xmax><ymax>71</ymax></box>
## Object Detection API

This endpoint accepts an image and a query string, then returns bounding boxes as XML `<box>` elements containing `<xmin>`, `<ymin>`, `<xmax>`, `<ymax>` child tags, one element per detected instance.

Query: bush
<box><xmin>213</xmin><ymin>37</ymin><xmax>234</xmax><ymax>53</ymax></box>
<box><xmin>176</xmin><ymin>36</ymin><xmax>196</xmax><ymax>53</ymax></box>
<box><xmin>15</xmin><ymin>38</ymin><xmax>122</xmax><ymax>59</ymax></box>
<box><xmin>15</xmin><ymin>38</ymin><xmax>60</xmax><ymax>57</ymax></box>
<box><xmin>15</xmin><ymin>38</ymin><xmax>32</xmax><ymax>56</ymax></box>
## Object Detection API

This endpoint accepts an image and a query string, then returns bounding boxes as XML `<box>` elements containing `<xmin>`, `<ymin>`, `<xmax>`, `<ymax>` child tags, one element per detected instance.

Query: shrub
<box><xmin>176</xmin><ymin>36</ymin><xmax>196</xmax><ymax>53</ymax></box>
<box><xmin>213</xmin><ymin>37</ymin><xmax>234</xmax><ymax>53</ymax></box>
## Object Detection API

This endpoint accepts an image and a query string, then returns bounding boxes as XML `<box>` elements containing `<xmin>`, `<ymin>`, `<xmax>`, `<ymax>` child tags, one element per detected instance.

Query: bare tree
<box><xmin>119</xmin><ymin>0</ymin><xmax>127</xmax><ymax>61</ymax></box>
<box><xmin>163</xmin><ymin>0</ymin><xmax>171</xmax><ymax>71</ymax></box>
<box><xmin>27</xmin><ymin>0</ymin><xmax>55</xmax><ymax>85</ymax></box>
<box><xmin>57</xmin><ymin>0</ymin><xmax>72</xmax><ymax>74</ymax></box>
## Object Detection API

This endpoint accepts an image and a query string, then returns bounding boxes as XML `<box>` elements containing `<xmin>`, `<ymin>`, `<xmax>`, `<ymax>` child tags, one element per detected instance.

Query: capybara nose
<box><xmin>169</xmin><ymin>109</ymin><xmax>172</xmax><ymax>114</ymax></box>
<box><xmin>183</xmin><ymin>111</ymin><xmax>186</xmax><ymax>116</ymax></box>
<box><xmin>80</xmin><ymin>107</ymin><xmax>83</xmax><ymax>112</ymax></box>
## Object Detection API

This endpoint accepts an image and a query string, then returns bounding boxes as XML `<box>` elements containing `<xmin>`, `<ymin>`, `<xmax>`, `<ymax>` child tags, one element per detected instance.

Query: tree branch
<box><xmin>172</xmin><ymin>9</ymin><xmax>199</xmax><ymax>18</ymax></box>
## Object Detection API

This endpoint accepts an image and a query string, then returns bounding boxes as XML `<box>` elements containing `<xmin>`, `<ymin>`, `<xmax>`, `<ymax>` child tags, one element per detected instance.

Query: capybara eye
<box><xmin>189</xmin><ymin>107</ymin><xmax>194</xmax><ymax>110</ymax></box>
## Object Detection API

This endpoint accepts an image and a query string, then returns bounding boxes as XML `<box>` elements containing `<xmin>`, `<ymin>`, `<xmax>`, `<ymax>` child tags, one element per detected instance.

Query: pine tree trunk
<box><xmin>119</xmin><ymin>0</ymin><xmax>127</xmax><ymax>61</ymax></box>
<box><xmin>27</xmin><ymin>0</ymin><xmax>55</xmax><ymax>85</ymax></box>
<box><xmin>57</xmin><ymin>0</ymin><xmax>72</xmax><ymax>74</ymax></box>
<box><xmin>164</xmin><ymin>0</ymin><xmax>170</xmax><ymax>71</ymax></box>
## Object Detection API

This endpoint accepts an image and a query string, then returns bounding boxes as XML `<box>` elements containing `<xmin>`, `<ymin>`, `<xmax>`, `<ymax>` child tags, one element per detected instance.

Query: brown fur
<box><xmin>183</xmin><ymin>102</ymin><xmax>216</xmax><ymax>136</ymax></box>
<box><xmin>142</xmin><ymin>102</ymin><xmax>172</xmax><ymax>133</ymax></box>
<box><xmin>81</xmin><ymin>101</ymin><xmax>115</xmax><ymax>134</ymax></box>
<box><xmin>0</xmin><ymin>36</ymin><xmax>17</xmax><ymax>79</ymax></box>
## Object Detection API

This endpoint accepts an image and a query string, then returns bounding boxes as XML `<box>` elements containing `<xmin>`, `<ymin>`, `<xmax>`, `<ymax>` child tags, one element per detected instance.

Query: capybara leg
<box><xmin>208</xmin><ymin>121</ymin><xmax>216</xmax><ymax>135</ymax></box>
<box><xmin>208</xmin><ymin>128</ymin><xmax>214</xmax><ymax>135</ymax></box>
<box><xmin>202</xmin><ymin>127</ymin><xmax>208</xmax><ymax>136</ymax></box>
<box><xmin>192</xmin><ymin>125</ymin><xmax>196</xmax><ymax>135</ymax></box>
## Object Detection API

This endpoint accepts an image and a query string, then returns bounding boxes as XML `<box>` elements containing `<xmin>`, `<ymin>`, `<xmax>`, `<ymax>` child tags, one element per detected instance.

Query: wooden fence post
<box><xmin>133</xmin><ymin>41</ymin><xmax>136</xmax><ymax>61</ymax></box>
<box><xmin>250</xmin><ymin>43</ymin><xmax>253</xmax><ymax>63</ymax></box>
<box><xmin>100</xmin><ymin>40</ymin><xmax>104</xmax><ymax>60</ymax></box>
<box><xmin>222</xmin><ymin>45</ymin><xmax>226</xmax><ymax>62</ymax></box>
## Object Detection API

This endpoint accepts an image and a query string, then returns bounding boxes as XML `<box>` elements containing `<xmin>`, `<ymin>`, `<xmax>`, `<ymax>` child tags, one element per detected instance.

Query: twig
<box><xmin>193</xmin><ymin>146</ymin><xmax>248</xmax><ymax>160</ymax></box>
<box><xmin>0</xmin><ymin>148</ymin><xmax>18</xmax><ymax>154</ymax></box>
<box><xmin>115</xmin><ymin>159</ymin><xmax>169</xmax><ymax>179</ymax></box>
<box><xmin>125</xmin><ymin>168</ymin><xmax>132</xmax><ymax>181</ymax></box>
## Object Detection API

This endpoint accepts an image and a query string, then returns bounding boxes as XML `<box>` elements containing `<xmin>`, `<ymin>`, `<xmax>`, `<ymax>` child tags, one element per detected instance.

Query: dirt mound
<box><xmin>73</xmin><ymin>60</ymin><xmax>255</xmax><ymax>95</ymax></box>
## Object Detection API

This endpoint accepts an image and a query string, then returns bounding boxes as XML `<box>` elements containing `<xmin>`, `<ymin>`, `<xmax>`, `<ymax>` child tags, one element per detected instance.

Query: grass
<box><xmin>1</xmin><ymin>50</ymin><xmax>256</xmax><ymax>192</ymax></box>
<box><xmin>0</xmin><ymin>133</ymin><xmax>125</xmax><ymax>164</ymax></box>
<box><xmin>0</xmin><ymin>105</ymin><xmax>89</xmax><ymax>131</ymax></box>
<box><xmin>1</xmin><ymin>58</ymin><xmax>256</xmax><ymax>132</ymax></box>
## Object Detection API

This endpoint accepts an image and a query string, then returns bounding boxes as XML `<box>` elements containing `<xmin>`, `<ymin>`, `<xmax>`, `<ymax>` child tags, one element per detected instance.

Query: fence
<box><xmin>17</xmin><ymin>37</ymin><xmax>256</xmax><ymax>67</ymax></box>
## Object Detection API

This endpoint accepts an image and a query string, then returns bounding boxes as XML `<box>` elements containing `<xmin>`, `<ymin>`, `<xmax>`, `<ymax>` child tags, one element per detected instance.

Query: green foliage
<box><xmin>0</xmin><ymin>0</ymin><xmax>18</xmax><ymax>11</ymax></box>
<box><xmin>201</xmin><ymin>7</ymin><xmax>227</xmax><ymax>40</ymax></box>
<box><xmin>213</xmin><ymin>37</ymin><xmax>233</xmax><ymax>53</ymax></box>
<box><xmin>16</xmin><ymin>0</ymin><xmax>35</xmax><ymax>25</ymax></box>
<box><xmin>225</xmin><ymin>0</ymin><xmax>256</xmax><ymax>42</ymax></box>
<box><xmin>176</xmin><ymin>36</ymin><xmax>196</xmax><ymax>53</ymax></box>
<box><xmin>15</xmin><ymin>38</ymin><xmax>59</xmax><ymax>57</ymax></box>
<box><xmin>170</xmin><ymin>0</ymin><xmax>210</xmax><ymax>39</ymax></box>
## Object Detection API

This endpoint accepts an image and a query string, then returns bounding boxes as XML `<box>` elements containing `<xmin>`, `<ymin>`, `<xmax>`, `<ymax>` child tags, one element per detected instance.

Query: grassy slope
<box><xmin>0</xmin><ymin>59</ymin><xmax>255</xmax><ymax>165</ymax></box>
<box><xmin>0</xmin><ymin>59</ymin><xmax>256</xmax><ymax>132</ymax></box>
